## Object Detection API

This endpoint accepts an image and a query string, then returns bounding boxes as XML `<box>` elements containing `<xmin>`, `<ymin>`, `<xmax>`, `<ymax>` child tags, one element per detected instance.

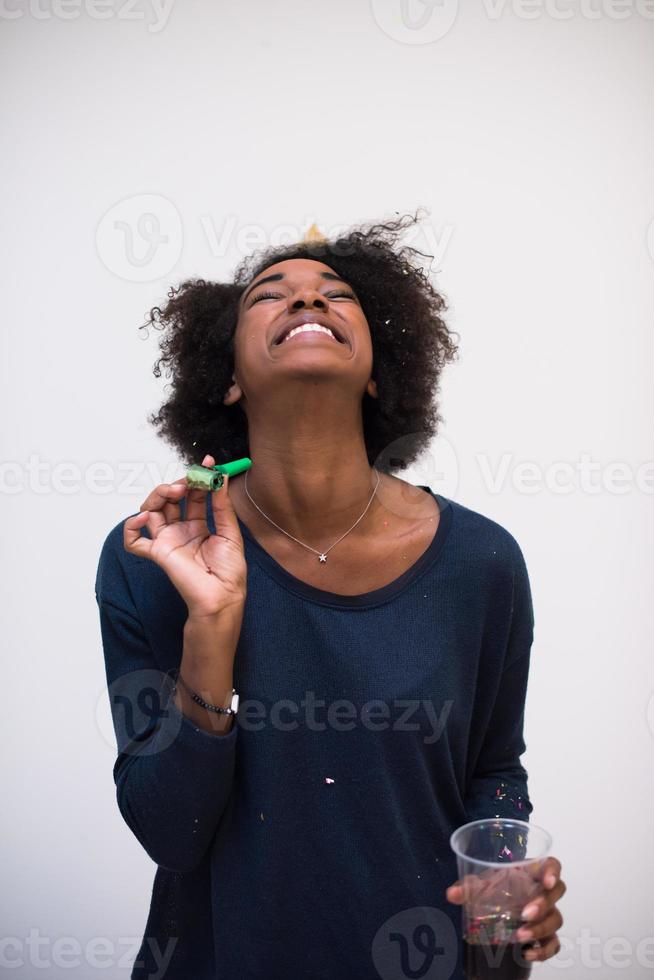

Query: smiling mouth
<box><xmin>274</xmin><ymin>323</ymin><xmax>347</xmax><ymax>346</ymax></box>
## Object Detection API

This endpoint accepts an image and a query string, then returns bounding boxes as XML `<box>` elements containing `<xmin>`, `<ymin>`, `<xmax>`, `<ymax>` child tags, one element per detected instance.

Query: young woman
<box><xmin>95</xmin><ymin>215</ymin><xmax>566</xmax><ymax>979</ymax></box>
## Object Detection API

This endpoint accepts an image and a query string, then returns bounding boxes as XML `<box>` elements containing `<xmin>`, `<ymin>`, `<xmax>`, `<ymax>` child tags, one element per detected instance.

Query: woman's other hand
<box><xmin>446</xmin><ymin>855</ymin><xmax>566</xmax><ymax>964</ymax></box>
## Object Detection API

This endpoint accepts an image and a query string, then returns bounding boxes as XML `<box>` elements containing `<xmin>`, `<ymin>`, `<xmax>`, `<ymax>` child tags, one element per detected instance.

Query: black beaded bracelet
<box><xmin>169</xmin><ymin>667</ymin><xmax>239</xmax><ymax>715</ymax></box>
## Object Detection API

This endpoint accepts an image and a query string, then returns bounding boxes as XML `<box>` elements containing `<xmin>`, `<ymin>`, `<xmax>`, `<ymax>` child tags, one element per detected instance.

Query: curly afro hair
<box><xmin>140</xmin><ymin>210</ymin><xmax>460</xmax><ymax>473</ymax></box>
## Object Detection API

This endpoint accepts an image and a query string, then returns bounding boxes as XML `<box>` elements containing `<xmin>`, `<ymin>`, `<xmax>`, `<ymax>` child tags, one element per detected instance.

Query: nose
<box><xmin>287</xmin><ymin>287</ymin><xmax>328</xmax><ymax>312</ymax></box>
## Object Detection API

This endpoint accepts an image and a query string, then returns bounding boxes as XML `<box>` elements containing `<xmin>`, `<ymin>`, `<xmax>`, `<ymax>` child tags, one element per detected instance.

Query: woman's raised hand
<box><xmin>123</xmin><ymin>454</ymin><xmax>247</xmax><ymax>619</ymax></box>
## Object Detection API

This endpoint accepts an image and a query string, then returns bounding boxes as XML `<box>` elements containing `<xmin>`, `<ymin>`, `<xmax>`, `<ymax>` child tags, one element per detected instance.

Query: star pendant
<box><xmin>318</xmin><ymin>553</ymin><xmax>327</xmax><ymax>563</ymax></box>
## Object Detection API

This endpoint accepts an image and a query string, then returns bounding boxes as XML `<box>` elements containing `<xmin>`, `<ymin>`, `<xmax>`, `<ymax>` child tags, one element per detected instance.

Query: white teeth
<box><xmin>282</xmin><ymin>323</ymin><xmax>338</xmax><ymax>343</ymax></box>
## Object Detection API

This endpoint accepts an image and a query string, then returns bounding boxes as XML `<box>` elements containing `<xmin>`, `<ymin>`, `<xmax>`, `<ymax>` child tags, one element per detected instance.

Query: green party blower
<box><xmin>186</xmin><ymin>457</ymin><xmax>252</xmax><ymax>492</ymax></box>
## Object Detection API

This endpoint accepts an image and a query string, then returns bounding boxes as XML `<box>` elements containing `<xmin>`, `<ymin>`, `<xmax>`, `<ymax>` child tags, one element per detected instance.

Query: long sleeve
<box><xmin>95</xmin><ymin>525</ymin><xmax>238</xmax><ymax>874</ymax></box>
<box><xmin>463</xmin><ymin>537</ymin><xmax>535</xmax><ymax>826</ymax></box>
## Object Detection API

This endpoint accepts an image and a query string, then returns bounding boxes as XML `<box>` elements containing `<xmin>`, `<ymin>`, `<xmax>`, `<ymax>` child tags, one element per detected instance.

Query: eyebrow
<box><xmin>240</xmin><ymin>271</ymin><xmax>352</xmax><ymax>305</ymax></box>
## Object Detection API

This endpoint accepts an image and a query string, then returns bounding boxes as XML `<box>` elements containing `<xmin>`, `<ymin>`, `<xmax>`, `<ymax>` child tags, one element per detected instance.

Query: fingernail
<box><xmin>545</xmin><ymin>873</ymin><xmax>557</xmax><ymax>887</ymax></box>
<box><xmin>522</xmin><ymin>904</ymin><xmax>539</xmax><ymax>920</ymax></box>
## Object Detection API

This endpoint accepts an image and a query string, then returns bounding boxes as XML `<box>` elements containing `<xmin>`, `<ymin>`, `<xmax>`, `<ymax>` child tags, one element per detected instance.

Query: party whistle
<box><xmin>186</xmin><ymin>457</ymin><xmax>252</xmax><ymax>492</ymax></box>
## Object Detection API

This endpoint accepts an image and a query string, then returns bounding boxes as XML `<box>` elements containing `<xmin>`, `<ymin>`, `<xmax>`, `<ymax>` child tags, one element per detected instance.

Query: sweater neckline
<box><xmin>224</xmin><ymin>486</ymin><xmax>453</xmax><ymax>609</ymax></box>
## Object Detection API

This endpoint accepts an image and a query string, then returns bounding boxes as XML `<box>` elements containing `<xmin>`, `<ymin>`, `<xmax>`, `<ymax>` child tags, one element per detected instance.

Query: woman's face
<box><xmin>223</xmin><ymin>257</ymin><xmax>378</xmax><ymax>410</ymax></box>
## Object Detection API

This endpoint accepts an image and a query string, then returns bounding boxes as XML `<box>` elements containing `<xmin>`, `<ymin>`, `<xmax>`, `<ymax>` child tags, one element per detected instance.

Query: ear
<box><xmin>366</xmin><ymin>377</ymin><xmax>378</xmax><ymax>399</ymax></box>
<box><xmin>223</xmin><ymin>375</ymin><xmax>243</xmax><ymax>406</ymax></box>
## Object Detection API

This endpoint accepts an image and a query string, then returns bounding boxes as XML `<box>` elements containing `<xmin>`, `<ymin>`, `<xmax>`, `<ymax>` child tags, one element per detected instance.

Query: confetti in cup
<box><xmin>449</xmin><ymin>818</ymin><xmax>552</xmax><ymax>977</ymax></box>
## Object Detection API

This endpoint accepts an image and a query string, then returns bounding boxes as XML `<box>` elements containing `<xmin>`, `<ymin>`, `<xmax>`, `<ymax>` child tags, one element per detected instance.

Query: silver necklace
<box><xmin>244</xmin><ymin>468</ymin><xmax>381</xmax><ymax>563</ymax></box>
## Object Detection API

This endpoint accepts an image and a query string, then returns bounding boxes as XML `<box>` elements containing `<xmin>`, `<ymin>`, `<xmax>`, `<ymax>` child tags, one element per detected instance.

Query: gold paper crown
<box><xmin>301</xmin><ymin>222</ymin><xmax>328</xmax><ymax>244</ymax></box>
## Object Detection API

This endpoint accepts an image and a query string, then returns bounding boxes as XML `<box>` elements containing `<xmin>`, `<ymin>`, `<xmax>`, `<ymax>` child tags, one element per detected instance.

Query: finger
<box><xmin>124</xmin><ymin>511</ymin><xmax>153</xmax><ymax>560</ymax></box>
<box><xmin>542</xmin><ymin>856</ymin><xmax>562</xmax><ymax>890</ymax></box>
<box><xmin>185</xmin><ymin>454</ymin><xmax>216</xmax><ymax>523</ymax></box>
<box><xmin>523</xmin><ymin>933</ymin><xmax>562</xmax><ymax>963</ymax></box>
<box><xmin>139</xmin><ymin>482</ymin><xmax>187</xmax><ymax>537</ymax></box>
<box><xmin>211</xmin><ymin>472</ymin><xmax>240</xmax><ymax>543</ymax></box>
<box><xmin>450</xmin><ymin>873</ymin><xmax>485</xmax><ymax>904</ymax></box>
<box><xmin>521</xmin><ymin>878</ymin><xmax>566</xmax><ymax>922</ymax></box>
<box><xmin>160</xmin><ymin>477</ymin><xmax>196</xmax><ymax>525</ymax></box>
<box><xmin>158</xmin><ymin>454</ymin><xmax>216</xmax><ymax>525</ymax></box>
<box><xmin>162</xmin><ymin>473</ymin><xmax>190</xmax><ymax>524</ymax></box>
<box><xmin>516</xmin><ymin>907</ymin><xmax>563</xmax><ymax>943</ymax></box>
<box><xmin>445</xmin><ymin>882</ymin><xmax>463</xmax><ymax>904</ymax></box>
<box><xmin>162</xmin><ymin>494</ymin><xmax>184</xmax><ymax>524</ymax></box>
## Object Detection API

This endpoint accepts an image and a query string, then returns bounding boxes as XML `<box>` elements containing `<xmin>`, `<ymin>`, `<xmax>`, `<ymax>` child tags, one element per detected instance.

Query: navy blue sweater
<box><xmin>94</xmin><ymin>487</ymin><xmax>535</xmax><ymax>980</ymax></box>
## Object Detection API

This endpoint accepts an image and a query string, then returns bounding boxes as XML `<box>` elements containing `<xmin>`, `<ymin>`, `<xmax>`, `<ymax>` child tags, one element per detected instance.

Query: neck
<box><xmin>240</xmin><ymin>398</ymin><xmax>381</xmax><ymax>544</ymax></box>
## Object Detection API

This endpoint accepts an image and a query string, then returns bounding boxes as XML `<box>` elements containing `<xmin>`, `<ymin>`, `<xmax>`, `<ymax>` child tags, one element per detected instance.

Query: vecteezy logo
<box><xmin>371</xmin><ymin>906</ymin><xmax>458</xmax><ymax>979</ymax></box>
<box><xmin>370</xmin><ymin>0</ymin><xmax>459</xmax><ymax>43</ymax></box>
<box><xmin>95</xmin><ymin>668</ymin><xmax>182</xmax><ymax>756</ymax></box>
<box><xmin>95</xmin><ymin>193</ymin><xmax>183</xmax><ymax>282</ymax></box>
<box><xmin>374</xmin><ymin>432</ymin><xmax>459</xmax><ymax>518</ymax></box>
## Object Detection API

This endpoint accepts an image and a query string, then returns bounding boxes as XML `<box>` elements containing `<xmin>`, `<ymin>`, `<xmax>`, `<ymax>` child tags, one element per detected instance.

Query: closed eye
<box><xmin>249</xmin><ymin>289</ymin><xmax>358</xmax><ymax>307</ymax></box>
<box><xmin>250</xmin><ymin>290</ymin><xmax>283</xmax><ymax>305</ymax></box>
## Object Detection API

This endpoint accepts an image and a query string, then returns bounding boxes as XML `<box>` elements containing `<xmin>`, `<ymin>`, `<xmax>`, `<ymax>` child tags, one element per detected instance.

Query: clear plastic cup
<box><xmin>449</xmin><ymin>818</ymin><xmax>552</xmax><ymax>979</ymax></box>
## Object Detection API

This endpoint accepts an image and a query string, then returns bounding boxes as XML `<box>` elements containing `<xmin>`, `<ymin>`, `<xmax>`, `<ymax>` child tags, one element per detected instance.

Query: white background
<box><xmin>3</xmin><ymin>0</ymin><xmax>654</xmax><ymax>976</ymax></box>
